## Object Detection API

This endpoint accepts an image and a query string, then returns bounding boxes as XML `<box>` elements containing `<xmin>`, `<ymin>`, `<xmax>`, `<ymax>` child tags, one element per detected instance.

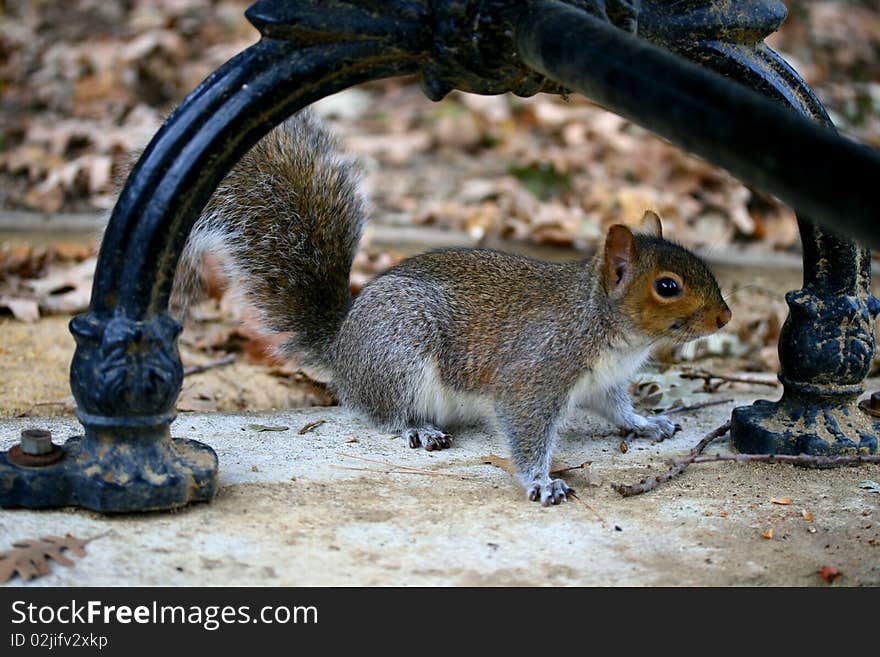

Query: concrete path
<box><xmin>1</xmin><ymin>390</ymin><xmax>878</xmax><ymax>586</ymax></box>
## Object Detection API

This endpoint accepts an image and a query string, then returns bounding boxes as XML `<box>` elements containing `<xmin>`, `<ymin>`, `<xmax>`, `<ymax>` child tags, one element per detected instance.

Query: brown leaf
<box><xmin>0</xmin><ymin>534</ymin><xmax>94</xmax><ymax>583</ymax></box>
<box><xmin>771</xmin><ymin>496</ymin><xmax>793</xmax><ymax>506</ymax></box>
<box><xmin>482</xmin><ymin>454</ymin><xmax>517</xmax><ymax>475</ymax></box>
<box><xmin>761</xmin><ymin>528</ymin><xmax>774</xmax><ymax>540</ymax></box>
<box><xmin>0</xmin><ymin>245</ymin><xmax>50</xmax><ymax>278</ymax></box>
<box><xmin>801</xmin><ymin>509</ymin><xmax>814</xmax><ymax>522</ymax></box>
<box><xmin>51</xmin><ymin>241</ymin><xmax>97</xmax><ymax>263</ymax></box>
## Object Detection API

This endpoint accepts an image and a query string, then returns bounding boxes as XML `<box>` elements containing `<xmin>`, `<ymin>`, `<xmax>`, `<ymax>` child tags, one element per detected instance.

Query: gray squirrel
<box><xmin>174</xmin><ymin>109</ymin><xmax>731</xmax><ymax>506</ymax></box>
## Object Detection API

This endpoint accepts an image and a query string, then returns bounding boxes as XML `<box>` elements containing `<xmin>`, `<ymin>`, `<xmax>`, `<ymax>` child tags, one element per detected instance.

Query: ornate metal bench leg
<box><xmin>1</xmin><ymin>32</ymin><xmax>420</xmax><ymax>512</ymax></box>
<box><xmin>639</xmin><ymin>2</ymin><xmax>880</xmax><ymax>455</ymax></box>
<box><xmin>638</xmin><ymin>6</ymin><xmax>880</xmax><ymax>456</ymax></box>
<box><xmin>636</xmin><ymin>1</ymin><xmax>879</xmax><ymax>455</ymax></box>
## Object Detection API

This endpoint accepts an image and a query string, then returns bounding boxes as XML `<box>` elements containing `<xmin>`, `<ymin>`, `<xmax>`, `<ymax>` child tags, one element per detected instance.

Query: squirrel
<box><xmin>173</xmin><ymin>109</ymin><xmax>732</xmax><ymax>506</ymax></box>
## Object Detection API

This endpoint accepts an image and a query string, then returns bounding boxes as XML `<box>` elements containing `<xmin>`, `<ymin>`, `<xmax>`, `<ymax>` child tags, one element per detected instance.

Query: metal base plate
<box><xmin>0</xmin><ymin>436</ymin><xmax>217</xmax><ymax>512</ymax></box>
<box><xmin>732</xmin><ymin>396</ymin><xmax>879</xmax><ymax>458</ymax></box>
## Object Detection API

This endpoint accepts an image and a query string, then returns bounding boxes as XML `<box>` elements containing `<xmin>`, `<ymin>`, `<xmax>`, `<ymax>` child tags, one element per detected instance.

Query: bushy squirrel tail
<box><xmin>172</xmin><ymin>109</ymin><xmax>367</xmax><ymax>369</ymax></box>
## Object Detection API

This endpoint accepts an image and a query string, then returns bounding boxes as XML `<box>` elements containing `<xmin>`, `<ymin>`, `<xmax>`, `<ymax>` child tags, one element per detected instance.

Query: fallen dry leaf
<box><xmin>771</xmin><ymin>496</ymin><xmax>793</xmax><ymax>506</ymax></box>
<box><xmin>762</xmin><ymin>528</ymin><xmax>774</xmax><ymax>540</ymax></box>
<box><xmin>801</xmin><ymin>510</ymin><xmax>814</xmax><ymax>522</ymax></box>
<box><xmin>482</xmin><ymin>454</ymin><xmax>516</xmax><ymax>475</ymax></box>
<box><xmin>246</xmin><ymin>424</ymin><xmax>289</xmax><ymax>432</ymax></box>
<box><xmin>0</xmin><ymin>245</ymin><xmax>50</xmax><ymax>278</ymax></box>
<box><xmin>0</xmin><ymin>534</ymin><xmax>97</xmax><ymax>583</ymax></box>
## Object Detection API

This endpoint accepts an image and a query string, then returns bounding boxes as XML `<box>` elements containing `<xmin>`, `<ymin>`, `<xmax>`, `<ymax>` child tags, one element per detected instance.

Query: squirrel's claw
<box><xmin>403</xmin><ymin>426</ymin><xmax>452</xmax><ymax>451</ymax></box>
<box><xmin>527</xmin><ymin>479</ymin><xmax>573</xmax><ymax>506</ymax></box>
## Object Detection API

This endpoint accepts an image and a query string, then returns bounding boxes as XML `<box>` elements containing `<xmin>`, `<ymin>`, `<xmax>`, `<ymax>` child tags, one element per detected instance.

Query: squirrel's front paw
<box><xmin>629</xmin><ymin>415</ymin><xmax>677</xmax><ymax>441</ymax></box>
<box><xmin>526</xmin><ymin>479</ymin><xmax>573</xmax><ymax>507</ymax></box>
<box><xmin>403</xmin><ymin>426</ymin><xmax>452</xmax><ymax>451</ymax></box>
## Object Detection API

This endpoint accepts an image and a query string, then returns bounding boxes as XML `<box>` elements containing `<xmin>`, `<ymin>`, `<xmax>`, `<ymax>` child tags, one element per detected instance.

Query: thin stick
<box><xmin>686</xmin><ymin>453</ymin><xmax>880</xmax><ymax>466</ymax></box>
<box><xmin>336</xmin><ymin>451</ymin><xmax>476</xmax><ymax>479</ymax></box>
<box><xmin>298</xmin><ymin>419</ymin><xmax>326</xmax><ymax>435</ymax></box>
<box><xmin>680</xmin><ymin>370</ymin><xmax>779</xmax><ymax>388</ymax></box>
<box><xmin>552</xmin><ymin>460</ymin><xmax>592</xmax><ymax>474</ymax></box>
<box><xmin>663</xmin><ymin>398</ymin><xmax>735</xmax><ymax>415</ymax></box>
<box><xmin>611</xmin><ymin>420</ymin><xmax>732</xmax><ymax>497</ymax></box>
<box><xmin>183</xmin><ymin>354</ymin><xmax>235</xmax><ymax>377</ymax></box>
<box><xmin>331</xmin><ymin>465</ymin><xmax>475</xmax><ymax>479</ymax></box>
<box><xmin>568</xmin><ymin>492</ymin><xmax>607</xmax><ymax>526</ymax></box>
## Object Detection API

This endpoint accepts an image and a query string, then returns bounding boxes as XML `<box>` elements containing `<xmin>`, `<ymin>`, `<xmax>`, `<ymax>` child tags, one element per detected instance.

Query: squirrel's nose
<box><xmin>716</xmin><ymin>307</ymin><xmax>732</xmax><ymax>329</ymax></box>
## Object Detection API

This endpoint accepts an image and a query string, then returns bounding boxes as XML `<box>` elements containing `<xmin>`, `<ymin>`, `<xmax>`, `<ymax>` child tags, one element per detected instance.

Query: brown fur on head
<box><xmin>602</xmin><ymin>211</ymin><xmax>731</xmax><ymax>341</ymax></box>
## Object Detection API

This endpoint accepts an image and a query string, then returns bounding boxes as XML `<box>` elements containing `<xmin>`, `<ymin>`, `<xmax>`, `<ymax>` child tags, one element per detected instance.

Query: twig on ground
<box><xmin>298</xmin><ymin>419</ymin><xmax>326</xmax><ymax>435</ymax></box>
<box><xmin>611</xmin><ymin>420</ymin><xmax>732</xmax><ymax>497</ymax></box>
<box><xmin>680</xmin><ymin>369</ymin><xmax>779</xmax><ymax>392</ymax></box>
<box><xmin>33</xmin><ymin>398</ymin><xmax>75</xmax><ymax>407</ymax></box>
<box><xmin>552</xmin><ymin>460</ymin><xmax>592</xmax><ymax>474</ymax></box>
<box><xmin>183</xmin><ymin>353</ymin><xmax>235</xmax><ymax>377</ymax></box>
<box><xmin>568</xmin><ymin>492</ymin><xmax>607</xmax><ymax>526</ymax></box>
<box><xmin>663</xmin><ymin>398</ymin><xmax>735</xmax><ymax>415</ymax></box>
<box><xmin>331</xmin><ymin>465</ymin><xmax>474</xmax><ymax>479</ymax></box>
<box><xmin>336</xmin><ymin>451</ymin><xmax>475</xmax><ymax>479</ymax></box>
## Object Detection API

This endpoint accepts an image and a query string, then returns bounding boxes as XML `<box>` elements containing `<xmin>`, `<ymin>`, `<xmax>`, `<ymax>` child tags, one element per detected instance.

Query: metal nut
<box><xmin>7</xmin><ymin>428</ymin><xmax>64</xmax><ymax>468</ymax></box>
<box><xmin>858</xmin><ymin>391</ymin><xmax>880</xmax><ymax>418</ymax></box>
<box><xmin>20</xmin><ymin>429</ymin><xmax>53</xmax><ymax>455</ymax></box>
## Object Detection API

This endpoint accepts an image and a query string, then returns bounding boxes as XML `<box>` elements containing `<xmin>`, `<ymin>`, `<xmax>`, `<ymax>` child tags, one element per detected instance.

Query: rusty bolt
<box><xmin>7</xmin><ymin>428</ymin><xmax>64</xmax><ymax>467</ymax></box>
<box><xmin>858</xmin><ymin>392</ymin><xmax>880</xmax><ymax>418</ymax></box>
<box><xmin>20</xmin><ymin>429</ymin><xmax>53</xmax><ymax>455</ymax></box>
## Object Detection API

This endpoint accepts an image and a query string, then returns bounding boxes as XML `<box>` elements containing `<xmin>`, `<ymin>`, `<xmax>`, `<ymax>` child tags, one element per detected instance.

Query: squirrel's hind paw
<box><xmin>526</xmin><ymin>479</ymin><xmax>573</xmax><ymax>507</ymax></box>
<box><xmin>403</xmin><ymin>426</ymin><xmax>452</xmax><ymax>451</ymax></box>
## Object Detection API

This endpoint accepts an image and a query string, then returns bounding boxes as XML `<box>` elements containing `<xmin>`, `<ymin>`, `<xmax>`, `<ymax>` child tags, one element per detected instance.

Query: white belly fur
<box><xmin>411</xmin><ymin>361</ymin><xmax>495</xmax><ymax>429</ymax></box>
<box><xmin>410</xmin><ymin>346</ymin><xmax>653</xmax><ymax>431</ymax></box>
<box><xmin>564</xmin><ymin>343</ymin><xmax>654</xmax><ymax>414</ymax></box>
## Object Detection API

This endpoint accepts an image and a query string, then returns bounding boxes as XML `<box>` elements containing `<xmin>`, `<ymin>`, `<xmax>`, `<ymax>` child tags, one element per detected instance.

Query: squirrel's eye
<box><xmin>654</xmin><ymin>277</ymin><xmax>682</xmax><ymax>298</ymax></box>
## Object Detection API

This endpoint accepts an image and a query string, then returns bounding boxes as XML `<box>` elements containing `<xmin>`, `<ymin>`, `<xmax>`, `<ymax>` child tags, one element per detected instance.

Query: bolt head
<box><xmin>871</xmin><ymin>391</ymin><xmax>880</xmax><ymax>410</ymax></box>
<box><xmin>20</xmin><ymin>429</ymin><xmax>53</xmax><ymax>455</ymax></box>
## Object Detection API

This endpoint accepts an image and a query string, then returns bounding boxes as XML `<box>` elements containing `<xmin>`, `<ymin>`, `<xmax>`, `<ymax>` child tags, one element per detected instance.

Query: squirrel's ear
<box><xmin>603</xmin><ymin>224</ymin><xmax>635</xmax><ymax>293</ymax></box>
<box><xmin>640</xmin><ymin>210</ymin><xmax>663</xmax><ymax>237</ymax></box>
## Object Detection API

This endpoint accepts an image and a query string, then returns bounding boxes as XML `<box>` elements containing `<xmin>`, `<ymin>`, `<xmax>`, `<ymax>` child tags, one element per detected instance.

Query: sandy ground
<box><xmin>0</xmin><ymin>395</ymin><xmax>878</xmax><ymax>587</ymax></box>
